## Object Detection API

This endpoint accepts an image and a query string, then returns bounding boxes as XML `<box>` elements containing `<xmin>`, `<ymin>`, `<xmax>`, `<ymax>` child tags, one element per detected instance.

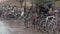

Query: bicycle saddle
<box><xmin>46</xmin><ymin>16</ymin><xmax>55</xmax><ymax>21</ymax></box>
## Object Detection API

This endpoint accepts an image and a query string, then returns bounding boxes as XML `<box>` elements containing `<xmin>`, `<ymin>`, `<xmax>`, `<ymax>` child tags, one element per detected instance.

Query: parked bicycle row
<box><xmin>0</xmin><ymin>6</ymin><xmax>24</xmax><ymax>19</ymax></box>
<box><xmin>0</xmin><ymin>5</ymin><xmax>60</xmax><ymax>34</ymax></box>
<box><xmin>24</xmin><ymin>6</ymin><xmax>60</xmax><ymax>34</ymax></box>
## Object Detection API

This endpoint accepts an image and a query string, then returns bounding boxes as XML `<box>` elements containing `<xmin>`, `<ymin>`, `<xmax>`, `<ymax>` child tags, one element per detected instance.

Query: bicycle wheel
<box><xmin>39</xmin><ymin>20</ymin><xmax>48</xmax><ymax>33</ymax></box>
<box><xmin>17</xmin><ymin>16</ymin><xmax>24</xmax><ymax>23</ymax></box>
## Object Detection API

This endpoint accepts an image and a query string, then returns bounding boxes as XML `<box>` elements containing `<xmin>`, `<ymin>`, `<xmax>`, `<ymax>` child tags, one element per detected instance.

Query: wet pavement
<box><xmin>0</xmin><ymin>18</ymin><xmax>57</xmax><ymax>34</ymax></box>
<box><xmin>0</xmin><ymin>9</ymin><xmax>59</xmax><ymax>34</ymax></box>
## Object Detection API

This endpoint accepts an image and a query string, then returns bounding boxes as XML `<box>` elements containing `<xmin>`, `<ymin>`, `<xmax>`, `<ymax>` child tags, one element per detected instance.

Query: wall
<box><xmin>55</xmin><ymin>1</ymin><xmax>60</xmax><ymax>7</ymax></box>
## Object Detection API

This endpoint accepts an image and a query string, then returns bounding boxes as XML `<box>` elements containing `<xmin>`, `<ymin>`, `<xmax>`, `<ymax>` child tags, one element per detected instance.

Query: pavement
<box><xmin>0</xmin><ymin>17</ymin><xmax>59</xmax><ymax>34</ymax></box>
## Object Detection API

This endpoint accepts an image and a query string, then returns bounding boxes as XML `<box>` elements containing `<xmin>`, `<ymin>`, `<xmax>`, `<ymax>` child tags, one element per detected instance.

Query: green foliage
<box><xmin>34</xmin><ymin>0</ymin><xmax>59</xmax><ymax>8</ymax></box>
<box><xmin>54</xmin><ymin>0</ymin><xmax>59</xmax><ymax>1</ymax></box>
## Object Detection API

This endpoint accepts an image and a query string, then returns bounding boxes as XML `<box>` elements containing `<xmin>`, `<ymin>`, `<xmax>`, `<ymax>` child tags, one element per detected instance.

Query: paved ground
<box><xmin>0</xmin><ymin>18</ymin><xmax>59</xmax><ymax>34</ymax></box>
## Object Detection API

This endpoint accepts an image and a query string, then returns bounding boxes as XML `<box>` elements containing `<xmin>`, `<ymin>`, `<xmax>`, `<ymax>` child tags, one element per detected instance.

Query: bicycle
<box><xmin>38</xmin><ymin>15</ymin><xmax>57</xmax><ymax>34</ymax></box>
